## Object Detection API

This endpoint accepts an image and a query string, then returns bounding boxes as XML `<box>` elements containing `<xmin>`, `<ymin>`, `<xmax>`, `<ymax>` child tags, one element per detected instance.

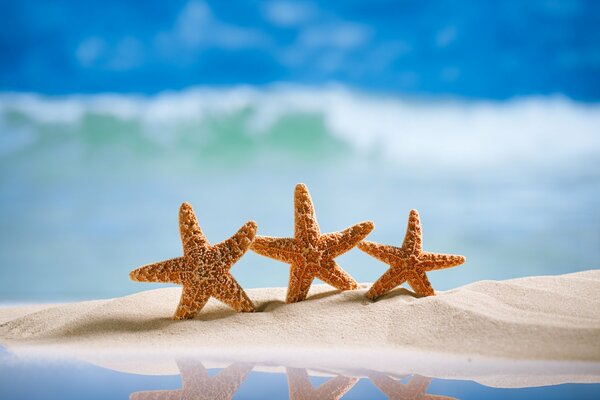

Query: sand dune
<box><xmin>1</xmin><ymin>270</ymin><xmax>599</xmax><ymax>387</ymax></box>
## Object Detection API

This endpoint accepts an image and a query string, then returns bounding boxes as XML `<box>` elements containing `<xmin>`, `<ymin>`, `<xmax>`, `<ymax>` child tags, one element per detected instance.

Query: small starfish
<box><xmin>358</xmin><ymin>210</ymin><xmax>465</xmax><ymax>300</ymax></box>
<box><xmin>130</xmin><ymin>202</ymin><xmax>256</xmax><ymax>319</ymax></box>
<box><xmin>130</xmin><ymin>359</ymin><xmax>252</xmax><ymax>400</ymax></box>
<box><xmin>250</xmin><ymin>183</ymin><xmax>374</xmax><ymax>303</ymax></box>
<box><xmin>286</xmin><ymin>368</ymin><xmax>358</xmax><ymax>400</ymax></box>
<box><xmin>369</xmin><ymin>373</ymin><xmax>456</xmax><ymax>400</ymax></box>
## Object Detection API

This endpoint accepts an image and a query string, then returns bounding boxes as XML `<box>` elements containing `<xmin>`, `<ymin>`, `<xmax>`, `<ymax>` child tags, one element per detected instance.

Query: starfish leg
<box><xmin>130</xmin><ymin>257</ymin><xmax>189</xmax><ymax>284</ymax></box>
<box><xmin>250</xmin><ymin>237</ymin><xmax>298</xmax><ymax>263</ymax></box>
<box><xmin>407</xmin><ymin>271</ymin><xmax>435</xmax><ymax>296</ymax></box>
<box><xmin>366</xmin><ymin>267</ymin><xmax>410</xmax><ymax>301</ymax></box>
<box><xmin>213</xmin><ymin>363</ymin><xmax>253</xmax><ymax>398</ymax></box>
<box><xmin>401</xmin><ymin>209</ymin><xmax>423</xmax><ymax>255</ymax></box>
<box><xmin>406</xmin><ymin>375</ymin><xmax>433</xmax><ymax>393</ymax></box>
<box><xmin>418</xmin><ymin>252</ymin><xmax>466</xmax><ymax>271</ymax></box>
<box><xmin>175</xmin><ymin>359</ymin><xmax>210</xmax><ymax>392</ymax></box>
<box><xmin>407</xmin><ymin>375</ymin><xmax>457</xmax><ymax>399</ymax></box>
<box><xmin>314</xmin><ymin>375</ymin><xmax>358</xmax><ymax>399</ymax></box>
<box><xmin>173</xmin><ymin>285</ymin><xmax>210</xmax><ymax>320</ymax></box>
<box><xmin>213</xmin><ymin>221</ymin><xmax>257</xmax><ymax>267</ymax></box>
<box><xmin>368</xmin><ymin>373</ymin><xmax>407</xmax><ymax>398</ymax></box>
<box><xmin>130</xmin><ymin>390</ymin><xmax>182</xmax><ymax>400</ymax></box>
<box><xmin>286</xmin><ymin>368</ymin><xmax>315</xmax><ymax>398</ymax></box>
<box><xmin>212</xmin><ymin>274</ymin><xmax>255</xmax><ymax>312</ymax></box>
<box><xmin>179</xmin><ymin>202</ymin><xmax>210</xmax><ymax>256</ymax></box>
<box><xmin>294</xmin><ymin>183</ymin><xmax>321</xmax><ymax>245</ymax></box>
<box><xmin>357</xmin><ymin>241</ymin><xmax>404</xmax><ymax>265</ymax></box>
<box><xmin>320</xmin><ymin>221</ymin><xmax>375</xmax><ymax>259</ymax></box>
<box><xmin>315</xmin><ymin>260</ymin><xmax>359</xmax><ymax>291</ymax></box>
<box><xmin>286</xmin><ymin>262</ymin><xmax>314</xmax><ymax>303</ymax></box>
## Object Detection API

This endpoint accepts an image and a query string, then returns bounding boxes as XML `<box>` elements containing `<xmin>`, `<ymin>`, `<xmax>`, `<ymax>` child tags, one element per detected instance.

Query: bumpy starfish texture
<box><xmin>130</xmin><ymin>202</ymin><xmax>256</xmax><ymax>319</ymax></box>
<box><xmin>359</xmin><ymin>210</ymin><xmax>465</xmax><ymax>300</ymax></box>
<box><xmin>287</xmin><ymin>368</ymin><xmax>358</xmax><ymax>400</ymax></box>
<box><xmin>369</xmin><ymin>373</ymin><xmax>456</xmax><ymax>400</ymax></box>
<box><xmin>130</xmin><ymin>359</ymin><xmax>252</xmax><ymax>400</ymax></box>
<box><xmin>250</xmin><ymin>183</ymin><xmax>374</xmax><ymax>303</ymax></box>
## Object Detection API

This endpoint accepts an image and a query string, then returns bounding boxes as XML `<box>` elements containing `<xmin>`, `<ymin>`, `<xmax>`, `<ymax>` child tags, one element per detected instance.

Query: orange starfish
<box><xmin>369</xmin><ymin>373</ymin><xmax>456</xmax><ymax>400</ymax></box>
<box><xmin>130</xmin><ymin>202</ymin><xmax>256</xmax><ymax>319</ymax></box>
<box><xmin>130</xmin><ymin>359</ymin><xmax>252</xmax><ymax>400</ymax></box>
<box><xmin>286</xmin><ymin>368</ymin><xmax>358</xmax><ymax>400</ymax></box>
<box><xmin>358</xmin><ymin>210</ymin><xmax>465</xmax><ymax>300</ymax></box>
<box><xmin>250</xmin><ymin>183</ymin><xmax>374</xmax><ymax>303</ymax></box>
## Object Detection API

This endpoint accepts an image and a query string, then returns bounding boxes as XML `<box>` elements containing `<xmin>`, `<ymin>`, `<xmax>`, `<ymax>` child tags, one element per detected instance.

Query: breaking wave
<box><xmin>1</xmin><ymin>85</ymin><xmax>599</xmax><ymax>170</ymax></box>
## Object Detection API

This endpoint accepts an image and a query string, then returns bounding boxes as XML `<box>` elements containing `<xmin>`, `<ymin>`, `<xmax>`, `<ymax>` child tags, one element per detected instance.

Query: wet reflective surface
<box><xmin>1</xmin><ymin>350</ymin><xmax>599</xmax><ymax>399</ymax></box>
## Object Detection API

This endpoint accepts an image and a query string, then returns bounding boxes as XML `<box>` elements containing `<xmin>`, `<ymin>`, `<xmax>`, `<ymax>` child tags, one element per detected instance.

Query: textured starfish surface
<box><xmin>250</xmin><ymin>183</ymin><xmax>374</xmax><ymax>303</ymax></box>
<box><xmin>130</xmin><ymin>359</ymin><xmax>252</xmax><ymax>400</ymax></box>
<box><xmin>369</xmin><ymin>373</ymin><xmax>456</xmax><ymax>400</ymax></box>
<box><xmin>358</xmin><ymin>210</ymin><xmax>465</xmax><ymax>300</ymax></box>
<box><xmin>130</xmin><ymin>202</ymin><xmax>256</xmax><ymax>319</ymax></box>
<box><xmin>287</xmin><ymin>368</ymin><xmax>358</xmax><ymax>400</ymax></box>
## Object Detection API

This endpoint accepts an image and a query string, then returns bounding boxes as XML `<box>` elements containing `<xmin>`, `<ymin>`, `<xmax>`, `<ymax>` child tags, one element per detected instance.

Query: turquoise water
<box><xmin>1</xmin><ymin>87</ymin><xmax>599</xmax><ymax>301</ymax></box>
<box><xmin>0</xmin><ymin>352</ymin><xmax>599</xmax><ymax>399</ymax></box>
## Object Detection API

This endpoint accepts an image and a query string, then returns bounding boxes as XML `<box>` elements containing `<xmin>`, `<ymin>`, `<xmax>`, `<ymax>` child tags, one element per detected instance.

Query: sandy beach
<box><xmin>1</xmin><ymin>270</ymin><xmax>599</xmax><ymax>387</ymax></box>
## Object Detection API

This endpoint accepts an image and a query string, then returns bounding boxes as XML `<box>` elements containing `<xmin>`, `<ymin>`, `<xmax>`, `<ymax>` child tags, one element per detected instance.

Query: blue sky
<box><xmin>1</xmin><ymin>0</ymin><xmax>599</xmax><ymax>99</ymax></box>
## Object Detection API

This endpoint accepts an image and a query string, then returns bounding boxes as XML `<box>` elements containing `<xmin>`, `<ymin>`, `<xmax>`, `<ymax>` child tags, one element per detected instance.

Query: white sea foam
<box><xmin>1</xmin><ymin>85</ymin><xmax>599</xmax><ymax>168</ymax></box>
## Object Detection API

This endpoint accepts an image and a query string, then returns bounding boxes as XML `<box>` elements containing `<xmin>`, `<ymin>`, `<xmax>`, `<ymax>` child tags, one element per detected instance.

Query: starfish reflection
<box><xmin>369</xmin><ymin>373</ymin><xmax>457</xmax><ymax>400</ymax></box>
<box><xmin>128</xmin><ymin>359</ymin><xmax>457</xmax><ymax>400</ymax></box>
<box><xmin>286</xmin><ymin>367</ymin><xmax>358</xmax><ymax>400</ymax></box>
<box><xmin>130</xmin><ymin>359</ymin><xmax>252</xmax><ymax>400</ymax></box>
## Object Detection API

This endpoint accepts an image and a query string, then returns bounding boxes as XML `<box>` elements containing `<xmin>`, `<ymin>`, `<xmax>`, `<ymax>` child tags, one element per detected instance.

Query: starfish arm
<box><xmin>175</xmin><ymin>359</ymin><xmax>210</xmax><ymax>391</ymax></box>
<box><xmin>366</xmin><ymin>267</ymin><xmax>410</xmax><ymax>300</ymax></box>
<box><xmin>286</xmin><ymin>262</ymin><xmax>314</xmax><ymax>303</ymax></box>
<box><xmin>129</xmin><ymin>257</ymin><xmax>189</xmax><ymax>284</ymax></box>
<box><xmin>212</xmin><ymin>274</ymin><xmax>255</xmax><ymax>312</ymax></box>
<box><xmin>212</xmin><ymin>221</ymin><xmax>257</xmax><ymax>268</ymax></box>
<box><xmin>368</xmin><ymin>373</ymin><xmax>406</xmax><ymax>398</ymax></box>
<box><xmin>213</xmin><ymin>363</ymin><xmax>253</xmax><ymax>399</ymax></box>
<box><xmin>286</xmin><ymin>368</ymin><xmax>314</xmax><ymax>399</ymax></box>
<box><xmin>294</xmin><ymin>183</ymin><xmax>321</xmax><ymax>245</ymax></box>
<box><xmin>129</xmin><ymin>390</ymin><xmax>181</xmax><ymax>400</ymax></box>
<box><xmin>179</xmin><ymin>202</ymin><xmax>210</xmax><ymax>256</ymax></box>
<box><xmin>173</xmin><ymin>285</ymin><xmax>210</xmax><ymax>320</ymax></box>
<box><xmin>401</xmin><ymin>209</ymin><xmax>423</xmax><ymax>255</ymax></box>
<box><xmin>314</xmin><ymin>376</ymin><xmax>358</xmax><ymax>399</ymax></box>
<box><xmin>250</xmin><ymin>236</ymin><xmax>298</xmax><ymax>263</ymax></box>
<box><xmin>407</xmin><ymin>271</ymin><xmax>435</xmax><ymax>296</ymax></box>
<box><xmin>315</xmin><ymin>260</ymin><xmax>359</xmax><ymax>291</ymax></box>
<box><xmin>418</xmin><ymin>252</ymin><xmax>465</xmax><ymax>271</ymax></box>
<box><xmin>357</xmin><ymin>241</ymin><xmax>404</xmax><ymax>266</ymax></box>
<box><xmin>320</xmin><ymin>221</ymin><xmax>375</xmax><ymax>258</ymax></box>
<box><xmin>424</xmin><ymin>394</ymin><xmax>458</xmax><ymax>400</ymax></box>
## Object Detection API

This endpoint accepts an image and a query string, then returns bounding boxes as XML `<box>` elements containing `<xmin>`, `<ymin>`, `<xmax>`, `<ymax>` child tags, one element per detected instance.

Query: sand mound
<box><xmin>1</xmin><ymin>270</ymin><xmax>599</xmax><ymax>363</ymax></box>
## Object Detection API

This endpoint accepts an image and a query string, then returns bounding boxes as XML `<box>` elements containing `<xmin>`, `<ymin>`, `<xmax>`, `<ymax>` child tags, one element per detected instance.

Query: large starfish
<box><xmin>250</xmin><ymin>183</ymin><xmax>374</xmax><ymax>303</ymax></box>
<box><xmin>286</xmin><ymin>368</ymin><xmax>358</xmax><ymax>400</ymax></box>
<box><xmin>130</xmin><ymin>202</ymin><xmax>256</xmax><ymax>319</ymax></box>
<box><xmin>358</xmin><ymin>210</ymin><xmax>465</xmax><ymax>300</ymax></box>
<box><xmin>368</xmin><ymin>373</ymin><xmax>456</xmax><ymax>400</ymax></box>
<box><xmin>130</xmin><ymin>359</ymin><xmax>252</xmax><ymax>400</ymax></box>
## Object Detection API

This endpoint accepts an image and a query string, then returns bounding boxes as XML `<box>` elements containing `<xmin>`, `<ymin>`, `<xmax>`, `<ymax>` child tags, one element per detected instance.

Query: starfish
<box><xmin>369</xmin><ymin>373</ymin><xmax>456</xmax><ymax>400</ymax></box>
<box><xmin>286</xmin><ymin>368</ymin><xmax>358</xmax><ymax>400</ymax></box>
<box><xmin>358</xmin><ymin>210</ymin><xmax>465</xmax><ymax>300</ymax></box>
<box><xmin>130</xmin><ymin>359</ymin><xmax>252</xmax><ymax>400</ymax></box>
<box><xmin>129</xmin><ymin>202</ymin><xmax>256</xmax><ymax>319</ymax></box>
<box><xmin>250</xmin><ymin>183</ymin><xmax>374</xmax><ymax>303</ymax></box>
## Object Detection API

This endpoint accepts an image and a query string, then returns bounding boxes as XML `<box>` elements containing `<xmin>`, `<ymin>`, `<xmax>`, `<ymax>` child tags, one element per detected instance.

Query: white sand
<box><xmin>1</xmin><ymin>270</ymin><xmax>600</xmax><ymax>387</ymax></box>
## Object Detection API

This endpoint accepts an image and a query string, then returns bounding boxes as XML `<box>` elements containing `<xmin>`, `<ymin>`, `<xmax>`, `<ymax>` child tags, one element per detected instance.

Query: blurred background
<box><xmin>0</xmin><ymin>0</ymin><xmax>598</xmax><ymax>301</ymax></box>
